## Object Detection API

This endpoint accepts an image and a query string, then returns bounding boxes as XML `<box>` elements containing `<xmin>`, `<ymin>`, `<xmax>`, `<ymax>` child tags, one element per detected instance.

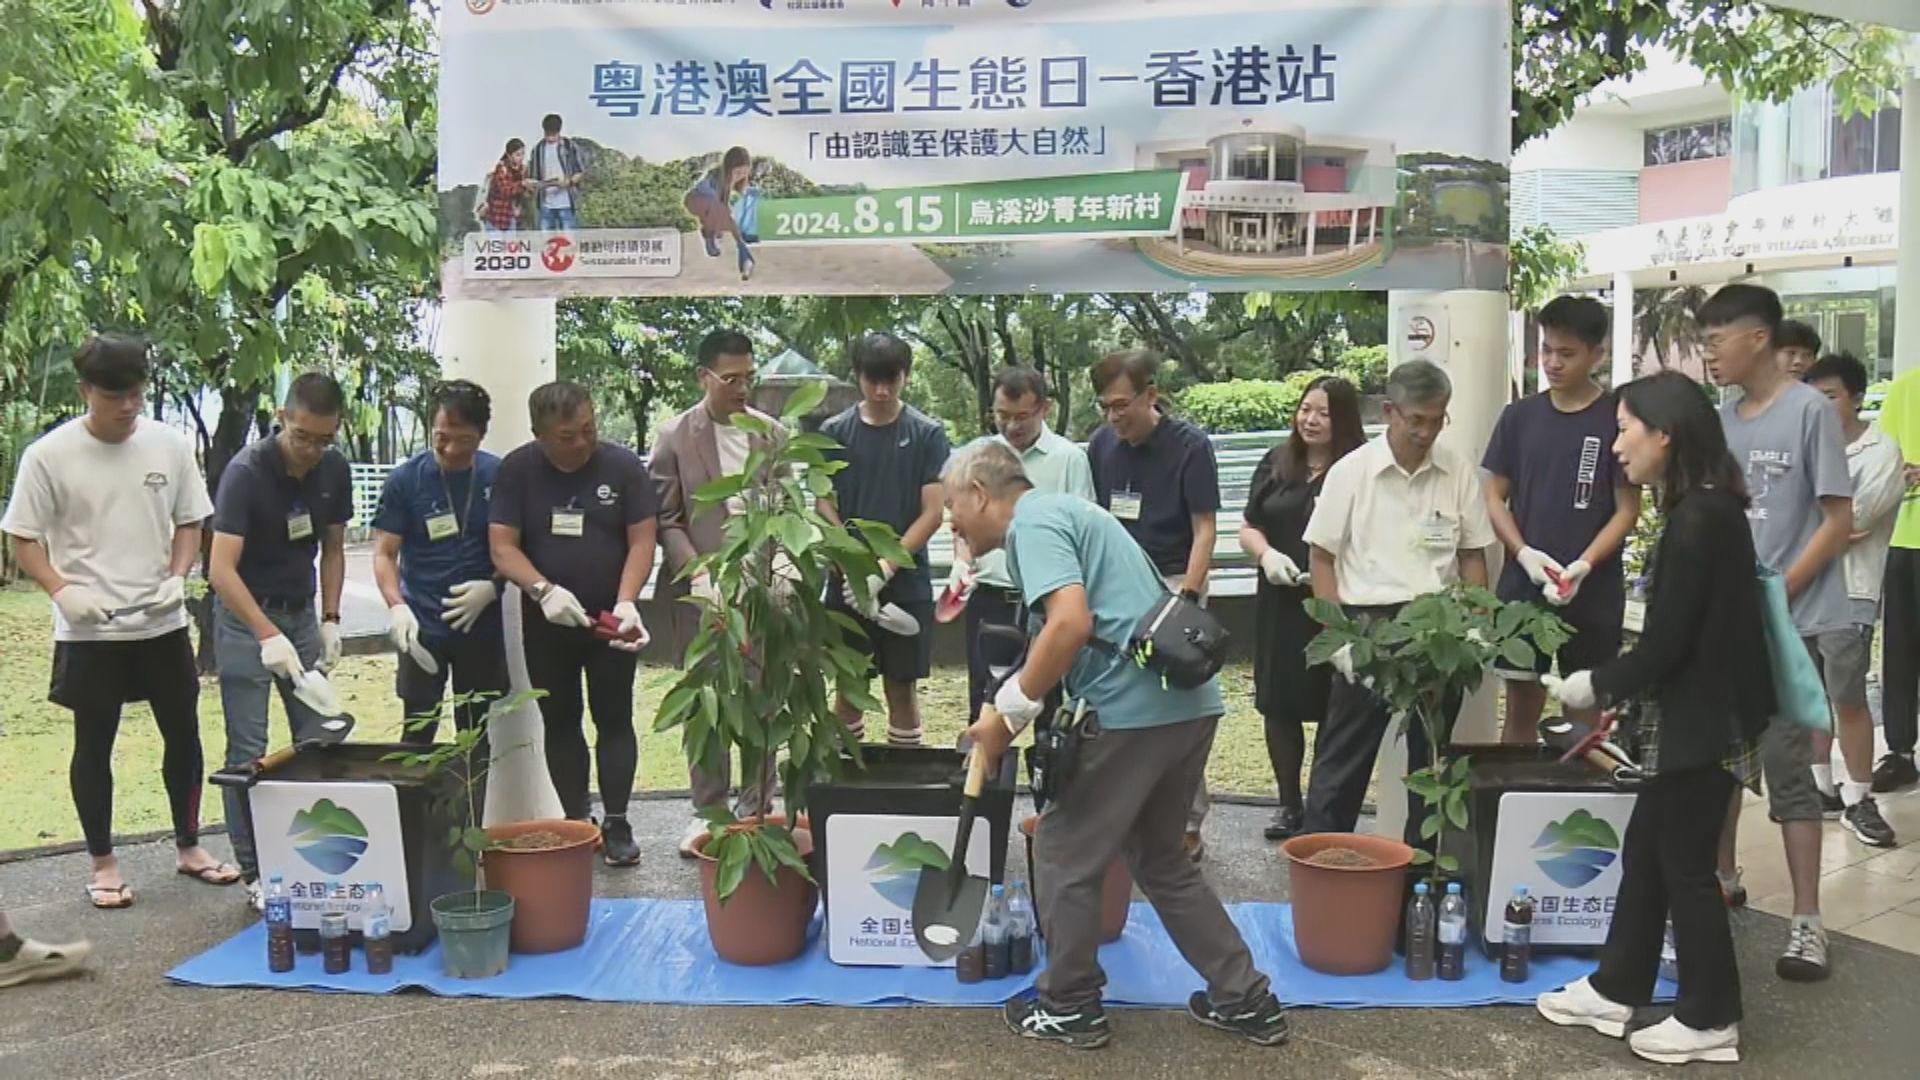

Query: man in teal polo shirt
<box><xmin>951</xmin><ymin>440</ymin><xmax>1285</xmax><ymax>1052</ymax></box>
<box><xmin>948</xmin><ymin>367</ymin><xmax>1097</xmax><ymax>721</ymax></box>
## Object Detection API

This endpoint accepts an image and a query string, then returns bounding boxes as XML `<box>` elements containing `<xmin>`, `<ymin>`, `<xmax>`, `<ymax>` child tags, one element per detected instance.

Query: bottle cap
<box><xmin>991</xmin><ymin>883</ymin><xmax>1005</xmax><ymax>897</ymax></box>
<box><xmin>1513</xmin><ymin>885</ymin><xmax>1528</xmax><ymax>897</ymax></box>
<box><xmin>1446</xmin><ymin>882</ymin><xmax>1462</xmax><ymax>894</ymax></box>
<box><xmin>1413</xmin><ymin>882</ymin><xmax>1428</xmax><ymax>895</ymax></box>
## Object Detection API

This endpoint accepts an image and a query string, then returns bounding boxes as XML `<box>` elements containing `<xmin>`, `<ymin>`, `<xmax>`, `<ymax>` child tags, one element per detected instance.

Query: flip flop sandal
<box><xmin>177</xmin><ymin>862</ymin><xmax>242</xmax><ymax>886</ymax></box>
<box><xmin>85</xmin><ymin>883</ymin><xmax>134</xmax><ymax>910</ymax></box>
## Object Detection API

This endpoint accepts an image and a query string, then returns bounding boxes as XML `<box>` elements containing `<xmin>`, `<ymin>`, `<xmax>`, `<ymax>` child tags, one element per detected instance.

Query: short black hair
<box><xmin>1776</xmin><ymin>319</ymin><xmax>1822</xmax><ymax>355</ymax></box>
<box><xmin>285</xmin><ymin>372</ymin><xmax>345</xmax><ymax>417</ymax></box>
<box><xmin>1803</xmin><ymin>352</ymin><xmax>1868</xmax><ymax>398</ymax></box>
<box><xmin>697</xmin><ymin>329</ymin><xmax>754</xmax><ymax>369</ymax></box>
<box><xmin>850</xmin><ymin>333</ymin><xmax>913</xmax><ymax>382</ymax></box>
<box><xmin>1089</xmin><ymin>349</ymin><xmax>1160</xmax><ymax>396</ymax></box>
<box><xmin>528</xmin><ymin>380</ymin><xmax>592</xmax><ymax>434</ymax></box>
<box><xmin>1698</xmin><ymin>283</ymin><xmax>1783</xmax><ymax>336</ymax></box>
<box><xmin>71</xmin><ymin>334</ymin><xmax>150</xmax><ymax>392</ymax></box>
<box><xmin>503</xmin><ymin>137</ymin><xmax>525</xmax><ymax>158</ymax></box>
<box><xmin>430</xmin><ymin>379</ymin><xmax>492</xmax><ymax>432</ymax></box>
<box><xmin>993</xmin><ymin>367</ymin><xmax>1050</xmax><ymax>403</ymax></box>
<box><xmin>1537</xmin><ymin>295</ymin><xmax>1610</xmax><ymax>349</ymax></box>
<box><xmin>542</xmin><ymin>113</ymin><xmax>563</xmax><ymax>135</ymax></box>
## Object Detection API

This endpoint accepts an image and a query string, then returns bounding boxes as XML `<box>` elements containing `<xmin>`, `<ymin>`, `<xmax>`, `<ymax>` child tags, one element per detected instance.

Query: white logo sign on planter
<box><xmin>250</xmin><ymin>780</ymin><xmax>413</xmax><ymax>932</ymax></box>
<box><xmin>825</xmin><ymin>813</ymin><xmax>993</xmax><ymax>967</ymax></box>
<box><xmin>1483</xmin><ymin>791</ymin><xmax>1637</xmax><ymax>947</ymax></box>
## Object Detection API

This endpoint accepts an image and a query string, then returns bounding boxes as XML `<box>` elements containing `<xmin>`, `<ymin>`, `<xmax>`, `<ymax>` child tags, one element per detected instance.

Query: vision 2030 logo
<box><xmin>1531</xmin><ymin>808</ymin><xmax>1620</xmax><ymax>889</ymax></box>
<box><xmin>288</xmin><ymin>798</ymin><xmax>370</xmax><ymax>874</ymax></box>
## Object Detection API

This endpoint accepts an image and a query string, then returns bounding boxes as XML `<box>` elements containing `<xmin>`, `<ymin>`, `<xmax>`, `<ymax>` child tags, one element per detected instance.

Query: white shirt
<box><xmin>715</xmin><ymin>413</ymin><xmax>750</xmax><ymax>516</ymax></box>
<box><xmin>1843</xmin><ymin>422</ymin><xmax>1905</xmax><ymax>608</ymax></box>
<box><xmin>1303</xmin><ymin>435</ymin><xmax>1494</xmax><ymax>607</ymax></box>
<box><xmin>540</xmin><ymin>142</ymin><xmax>569</xmax><ymax>209</ymax></box>
<box><xmin>1</xmin><ymin>417</ymin><xmax>213</xmax><ymax>641</ymax></box>
<box><xmin>971</xmin><ymin>425</ymin><xmax>1097</xmax><ymax>589</ymax></box>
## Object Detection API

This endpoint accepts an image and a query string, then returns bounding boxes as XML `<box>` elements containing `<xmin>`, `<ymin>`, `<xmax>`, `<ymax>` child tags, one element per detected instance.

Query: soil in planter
<box><xmin>1303</xmin><ymin>846</ymin><xmax>1383</xmax><ymax>869</ymax></box>
<box><xmin>497</xmin><ymin>829</ymin><xmax>569</xmax><ymax>852</ymax></box>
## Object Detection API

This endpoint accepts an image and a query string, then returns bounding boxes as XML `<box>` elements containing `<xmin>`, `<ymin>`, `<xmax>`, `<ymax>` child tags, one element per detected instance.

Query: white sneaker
<box><xmin>0</xmin><ymin>936</ymin><xmax>92</xmax><ymax>988</ymax></box>
<box><xmin>679</xmin><ymin>817</ymin><xmax>712</xmax><ymax>859</ymax></box>
<box><xmin>1536</xmin><ymin>977</ymin><xmax>1633</xmax><ymax>1038</ymax></box>
<box><xmin>245</xmin><ymin>879</ymin><xmax>265</xmax><ymax>914</ymax></box>
<box><xmin>1776</xmin><ymin>917</ymin><xmax>1829</xmax><ymax>982</ymax></box>
<box><xmin>1629</xmin><ymin>1016</ymin><xmax>1739</xmax><ymax>1065</ymax></box>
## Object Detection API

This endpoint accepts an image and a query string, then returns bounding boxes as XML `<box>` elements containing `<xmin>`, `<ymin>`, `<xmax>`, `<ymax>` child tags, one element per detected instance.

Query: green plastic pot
<box><xmin>431</xmin><ymin>890</ymin><xmax>515</xmax><ymax>980</ymax></box>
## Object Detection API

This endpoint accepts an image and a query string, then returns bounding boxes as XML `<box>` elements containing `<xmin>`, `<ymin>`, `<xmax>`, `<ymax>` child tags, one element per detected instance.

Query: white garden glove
<box><xmin>150</xmin><ymin>575</ymin><xmax>188</xmax><ymax>616</ymax></box>
<box><xmin>945</xmin><ymin>559</ymin><xmax>976</xmax><ymax>597</ymax></box>
<box><xmin>52</xmin><ymin>583</ymin><xmax>108</xmax><ymax>626</ymax></box>
<box><xmin>608</xmin><ymin>600</ymin><xmax>649</xmax><ymax>652</ymax></box>
<box><xmin>842</xmin><ymin>573</ymin><xmax>889</xmax><ymax>617</ymax></box>
<box><xmin>258</xmin><ymin>634</ymin><xmax>305</xmax><ymax>681</ymax></box>
<box><xmin>1329</xmin><ymin>642</ymin><xmax>1359</xmax><ymax>684</ymax></box>
<box><xmin>993</xmin><ymin>671</ymin><xmax>1046</xmax><ymax>734</ymax></box>
<box><xmin>1259</xmin><ymin>548</ymin><xmax>1305</xmax><ymax>587</ymax></box>
<box><xmin>1515</xmin><ymin>546</ymin><xmax>1565</xmax><ymax>589</ymax></box>
<box><xmin>1544</xmin><ymin>559</ymin><xmax>1591</xmax><ymax>607</ymax></box>
<box><xmin>536</xmin><ymin>582</ymin><xmax>591</xmax><ymax>628</ymax></box>
<box><xmin>1542</xmin><ymin>671</ymin><xmax>1598</xmax><ymax>710</ymax></box>
<box><xmin>388</xmin><ymin>604</ymin><xmax>421</xmax><ymax>656</ymax></box>
<box><xmin>442</xmin><ymin>579</ymin><xmax>499</xmax><ymax>632</ymax></box>
<box><xmin>874</xmin><ymin>602</ymin><xmax>922</xmax><ymax>637</ymax></box>
<box><xmin>318</xmin><ymin>621</ymin><xmax>342</xmax><ymax>672</ymax></box>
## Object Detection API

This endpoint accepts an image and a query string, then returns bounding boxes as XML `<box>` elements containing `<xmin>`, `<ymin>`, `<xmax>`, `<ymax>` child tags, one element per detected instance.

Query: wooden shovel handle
<box><xmin>965</xmin><ymin>712</ymin><xmax>999</xmax><ymax>798</ymax></box>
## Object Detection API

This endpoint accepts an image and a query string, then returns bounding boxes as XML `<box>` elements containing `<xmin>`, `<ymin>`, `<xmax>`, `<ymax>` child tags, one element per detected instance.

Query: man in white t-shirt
<box><xmin>1</xmin><ymin>336</ymin><xmax>233</xmax><ymax>910</ymax></box>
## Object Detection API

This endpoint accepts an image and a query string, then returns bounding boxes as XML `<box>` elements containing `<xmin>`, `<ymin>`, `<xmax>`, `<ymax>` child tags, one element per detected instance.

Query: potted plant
<box><xmin>1286</xmin><ymin>584</ymin><xmax>1570</xmax><ymax>975</ymax></box>
<box><xmin>388</xmin><ymin>688</ymin><xmax>550</xmax><ymax>976</ymax></box>
<box><xmin>654</xmin><ymin>380</ymin><xmax>909</xmax><ymax>966</ymax></box>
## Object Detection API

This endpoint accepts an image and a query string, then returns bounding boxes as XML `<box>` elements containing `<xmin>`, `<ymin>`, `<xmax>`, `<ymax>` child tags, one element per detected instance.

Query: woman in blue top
<box><xmin>683</xmin><ymin>146</ymin><xmax>755</xmax><ymax>281</ymax></box>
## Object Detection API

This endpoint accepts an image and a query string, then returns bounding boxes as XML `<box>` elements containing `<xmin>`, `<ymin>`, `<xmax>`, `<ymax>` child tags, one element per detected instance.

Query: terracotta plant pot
<box><xmin>483</xmin><ymin>819</ymin><xmax>601</xmax><ymax>954</ymax></box>
<box><xmin>1280</xmin><ymin>833</ymin><xmax>1415</xmax><ymax>976</ymax></box>
<box><xmin>1021</xmin><ymin>815</ymin><xmax>1132</xmax><ymax>943</ymax></box>
<box><xmin>693</xmin><ymin>815</ymin><xmax>817</xmax><ymax>966</ymax></box>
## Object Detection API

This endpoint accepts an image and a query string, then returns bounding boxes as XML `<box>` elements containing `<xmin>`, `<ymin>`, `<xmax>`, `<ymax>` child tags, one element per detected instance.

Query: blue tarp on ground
<box><xmin>168</xmin><ymin>899</ymin><xmax>1654</xmax><ymax>1009</ymax></box>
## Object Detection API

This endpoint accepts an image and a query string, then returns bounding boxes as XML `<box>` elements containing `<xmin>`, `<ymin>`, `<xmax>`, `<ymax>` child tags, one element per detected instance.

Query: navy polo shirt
<box><xmin>1087</xmin><ymin>416</ymin><xmax>1220</xmax><ymax>575</ymax></box>
<box><xmin>489</xmin><ymin>441</ymin><xmax>660</xmax><ymax>616</ymax></box>
<box><xmin>373</xmin><ymin>449</ymin><xmax>502</xmax><ymax>641</ymax></box>
<box><xmin>212</xmin><ymin>436</ymin><xmax>354</xmax><ymax>605</ymax></box>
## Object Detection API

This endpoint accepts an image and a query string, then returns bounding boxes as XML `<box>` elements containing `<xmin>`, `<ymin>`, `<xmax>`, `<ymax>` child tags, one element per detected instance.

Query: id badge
<box><xmin>425</xmin><ymin>512</ymin><xmax>459</xmax><ymax>542</ymax></box>
<box><xmin>1112</xmin><ymin>491</ymin><xmax>1143</xmax><ymax>521</ymax></box>
<box><xmin>286</xmin><ymin>511</ymin><xmax>314</xmax><ymax>541</ymax></box>
<box><xmin>551</xmin><ymin>509</ymin><xmax>586</xmax><ymax>537</ymax></box>
<box><xmin>1419</xmin><ymin>514</ymin><xmax>1458</xmax><ymax>550</ymax></box>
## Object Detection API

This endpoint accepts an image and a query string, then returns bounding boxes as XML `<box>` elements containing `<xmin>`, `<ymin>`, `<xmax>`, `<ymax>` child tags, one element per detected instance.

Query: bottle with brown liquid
<box><xmin>954</xmin><ymin>921</ymin><xmax>986</xmax><ymax>984</ymax></box>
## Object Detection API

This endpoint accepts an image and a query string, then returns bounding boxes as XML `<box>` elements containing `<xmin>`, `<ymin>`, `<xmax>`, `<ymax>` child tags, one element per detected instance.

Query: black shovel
<box><xmin>912</xmin><ymin>727</ymin><xmax>996</xmax><ymax>962</ymax></box>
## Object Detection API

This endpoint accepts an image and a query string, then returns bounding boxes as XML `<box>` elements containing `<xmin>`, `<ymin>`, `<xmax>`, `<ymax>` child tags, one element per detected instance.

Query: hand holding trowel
<box><xmin>912</xmin><ymin>728</ymin><xmax>996</xmax><ymax>962</ymax></box>
<box><xmin>259</xmin><ymin>633</ymin><xmax>356</xmax><ymax>740</ymax></box>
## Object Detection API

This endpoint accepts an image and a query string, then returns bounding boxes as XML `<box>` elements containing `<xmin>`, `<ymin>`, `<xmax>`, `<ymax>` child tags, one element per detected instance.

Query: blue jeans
<box><xmin>539</xmin><ymin>207</ymin><xmax>578</xmax><ymax>231</ymax></box>
<box><xmin>214</xmin><ymin>601</ymin><xmax>332</xmax><ymax>879</ymax></box>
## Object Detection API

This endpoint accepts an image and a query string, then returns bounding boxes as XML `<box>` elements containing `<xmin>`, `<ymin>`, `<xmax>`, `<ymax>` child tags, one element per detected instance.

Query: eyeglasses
<box><xmin>1098</xmin><ymin>394</ymin><xmax>1141</xmax><ymax>417</ymax></box>
<box><xmin>285</xmin><ymin>427</ymin><xmax>337</xmax><ymax>450</ymax></box>
<box><xmin>705</xmin><ymin>370</ymin><xmax>756</xmax><ymax>389</ymax></box>
<box><xmin>433</xmin><ymin>430</ymin><xmax>482</xmax><ymax>450</ymax></box>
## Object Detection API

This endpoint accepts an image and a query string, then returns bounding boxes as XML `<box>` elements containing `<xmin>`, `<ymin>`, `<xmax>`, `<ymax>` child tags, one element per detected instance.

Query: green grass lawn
<box><xmin>0</xmin><ymin>586</ymin><xmax>1295</xmax><ymax>851</ymax></box>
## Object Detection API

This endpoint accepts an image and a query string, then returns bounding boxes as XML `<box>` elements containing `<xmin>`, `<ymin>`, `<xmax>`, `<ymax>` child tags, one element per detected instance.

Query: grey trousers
<box><xmin>689</xmin><ymin>748</ymin><xmax>776</xmax><ymax>817</ymax></box>
<box><xmin>1033</xmin><ymin>714</ymin><xmax>1269</xmax><ymax>1010</ymax></box>
<box><xmin>214</xmin><ymin>601</ymin><xmax>333</xmax><ymax>879</ymax></box>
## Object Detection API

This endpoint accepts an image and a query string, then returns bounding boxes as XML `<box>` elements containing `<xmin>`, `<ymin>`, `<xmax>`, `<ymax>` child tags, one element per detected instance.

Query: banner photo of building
<box><xmin>440</xmin><ymin>0</ymin><xmax>1509</xmax><ymax>300</ymax></box>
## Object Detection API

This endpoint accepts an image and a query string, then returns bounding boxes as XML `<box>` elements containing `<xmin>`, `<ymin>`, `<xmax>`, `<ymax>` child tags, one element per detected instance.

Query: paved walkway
<box><xmin>3</xmin><ymin>801</ymin><xmax>1916</xmax><ymax>1079</ymax></box>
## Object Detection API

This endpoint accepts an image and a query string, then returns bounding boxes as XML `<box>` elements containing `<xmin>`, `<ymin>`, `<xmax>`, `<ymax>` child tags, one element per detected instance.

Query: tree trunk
<box><xmin>194</xmin><ymin>382</ymin><xmax>263</xmax><ymax>674</ymax></box>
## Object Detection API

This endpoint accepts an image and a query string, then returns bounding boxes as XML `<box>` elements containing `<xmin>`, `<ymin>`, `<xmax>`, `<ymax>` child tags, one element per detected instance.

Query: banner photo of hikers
<box><xmin>438</xmin><ymin>0</ymin><xmax>1511</xmax><ymax>299</ymax></box>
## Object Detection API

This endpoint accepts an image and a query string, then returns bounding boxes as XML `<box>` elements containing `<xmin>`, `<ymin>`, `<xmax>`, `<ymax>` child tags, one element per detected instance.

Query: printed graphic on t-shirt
<box><xmin>1745</xmin><ymin>449</ymin><xmax>1793</xmax><ymax>518</ymax></box>
<box><xmin>1574</xmin><ymin>437</ymin><xmax>1600</xmax><ymax>511</ymax></box>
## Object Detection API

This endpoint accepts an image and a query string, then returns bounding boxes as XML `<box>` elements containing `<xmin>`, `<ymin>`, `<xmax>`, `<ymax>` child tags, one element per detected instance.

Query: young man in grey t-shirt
<box><xmin>1703</xmin><ymin>284</ymin><xmax>1853</xmax><ymax>983</ymax></box>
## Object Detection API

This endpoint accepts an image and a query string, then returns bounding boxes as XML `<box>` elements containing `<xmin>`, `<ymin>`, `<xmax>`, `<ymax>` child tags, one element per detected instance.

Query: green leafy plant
<box><xmin>653</xmin><ymin>379</ymin><xmax>912</xmax><ymax>902</ymax></box>
<box><xmin>1509</xmin><ymin>225</ymin><xmax>1586</xmax><ymax>314</ymax></box>
<box><xmin>1304</xmin><ymin>585</ymin><xmax>1571</xmax><ymax>884</ymax></box>
<box><xmin>385</xmin><ymin>689</ymin><xmax>547</xmax><ymax>894</ymax></box>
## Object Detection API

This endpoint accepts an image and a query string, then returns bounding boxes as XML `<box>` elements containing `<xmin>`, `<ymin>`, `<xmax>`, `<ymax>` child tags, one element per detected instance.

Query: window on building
<box><xmin>1829</xmin><ymin>97</ymin><xmax>1901</xmax><ymax>179</ymax></box>
<box><xmin>1644</xmin><ymin>118</ymin><xmax>1732</xmax><ymax>166</ymax></box>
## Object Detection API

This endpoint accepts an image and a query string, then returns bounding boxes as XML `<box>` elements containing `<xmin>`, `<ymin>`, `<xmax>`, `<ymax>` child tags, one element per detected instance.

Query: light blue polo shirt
<box><xmin>969</xmin><ymin>425</ymin><xmax>1097</xmax><ymax>589</ymax></box>
<box><xmin>1005</xmin><ymin>492</ymin><xmax>1224</xmax><ymax>730</ymax></box>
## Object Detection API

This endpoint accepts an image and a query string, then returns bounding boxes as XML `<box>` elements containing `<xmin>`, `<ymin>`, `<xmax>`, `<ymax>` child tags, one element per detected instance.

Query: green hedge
<box><xmin>1180</xmin><ymin>371</ymin><xmax>1330</xmax><ymax>434</ymax></box>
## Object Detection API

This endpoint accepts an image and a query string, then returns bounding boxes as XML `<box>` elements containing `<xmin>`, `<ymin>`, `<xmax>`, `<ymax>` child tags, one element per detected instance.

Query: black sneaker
<box><xmin>1872</xmin><ymin>753</ymin><xmax>1918</xmax><ymax>794</ymax></box>
<box><xmin>1817</xmin><ymin>788</ymin><xmax>1844</xmax><ymax>818</ymax></box>
<box><xmin>1186</xmin><ymin>991</ymin><xmax>1291</xmax><ymax>1047</ymax></box>
<box><xmin>1263</xmin><ymin>806</ymin><xmax>1304</xmax><ymax>842</ymax></box>
<box><xmin>601</xmin><ymin>815</ymin><xmax>640</xmax><ymax>867</ymax></box>
<box><xmin>1004</xmin><ymin>996</ymin><xmax>1111</xmax><ymax>1050</ymax></box>
<box><xmin>1842</xmin><ymin>797</ymin><xmax>1898</xmax><ymax>848</ymax></box>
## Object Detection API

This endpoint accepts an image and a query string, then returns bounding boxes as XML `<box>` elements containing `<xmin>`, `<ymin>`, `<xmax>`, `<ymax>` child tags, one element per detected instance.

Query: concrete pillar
<box><xmin>1897</xmin><ymin>73</ymin><xmax>1920</xmax><ymax>377</ymax></box>
<box><xmin>1374</xmin><ymin>290</ymin><xmax>1509</xmax><ymax>839</ymax></box>
<box><xmin>1369</xmin><ymin>207</ymin><xmax>1378</xmax><ymax>245</ymax></box>
<box><xmin>1611</xmin><ymin>271</ymin><xmax>1636</xmax><ymax>388</ymax></box>
<box><xmin>437</xmin><ymin>298</ymin><xmax>567</xmax><ymax>827</ymax></box>
<box><xmin>1306</xmin><ymin>213</ymin><xmax>1318</xmax><ymax>258</ymax></box>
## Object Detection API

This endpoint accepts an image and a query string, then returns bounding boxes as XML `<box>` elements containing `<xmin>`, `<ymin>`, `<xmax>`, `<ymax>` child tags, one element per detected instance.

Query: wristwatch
<box><xmin>1178</xmin><ymin>588</ymin><xmax>1201</xmax><ymax>603</ymax></box>
<box><xmin>321</xmin><ymin>611</ymin><xmax>342</xmax><ymax>624</ymax></box>
<box><xmin>530</xmin><ymin>580</ymin><xmax>553</xmax><ymax>602</ymax></box>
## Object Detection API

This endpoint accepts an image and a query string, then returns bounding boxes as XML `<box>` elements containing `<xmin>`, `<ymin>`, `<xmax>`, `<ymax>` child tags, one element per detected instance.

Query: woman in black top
<box><xmin>1536</xmin><ymin>371</ymin><xmax>1771</xmax><ymax>1067</ymax></box>
<box><xmin>1237</xmin><ymin>376</ymin><xmax>1366</xmax><ymax>840</ymax></box>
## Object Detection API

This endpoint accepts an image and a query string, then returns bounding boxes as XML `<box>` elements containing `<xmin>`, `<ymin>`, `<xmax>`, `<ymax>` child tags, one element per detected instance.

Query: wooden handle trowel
<box><xmin>912</xmin><ymin>731</ymin><xmax>995</xmax><ymax>962</ymax></box>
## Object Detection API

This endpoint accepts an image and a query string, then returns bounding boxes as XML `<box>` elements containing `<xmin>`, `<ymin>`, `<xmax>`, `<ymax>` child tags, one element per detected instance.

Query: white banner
<box><xmin>251</xmin><ymin>781</ymin><xmax>414</xmax><ymax>933</ymax></box>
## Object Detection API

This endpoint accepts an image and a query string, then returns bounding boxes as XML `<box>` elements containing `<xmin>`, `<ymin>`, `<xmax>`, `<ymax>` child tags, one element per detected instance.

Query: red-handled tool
<box><xmin>591</xmin><ymin>610</ymin><xmax>644</xmax><ymax>644</ymax></box>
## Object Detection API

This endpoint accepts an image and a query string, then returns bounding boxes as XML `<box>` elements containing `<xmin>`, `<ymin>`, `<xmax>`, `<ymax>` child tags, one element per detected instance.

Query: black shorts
<box><xmin>49</xmin><ymin>628</ymin><xmax>198</xmax><ymax>714</ymax></box>
<box><xmin>830</xmin><ymin>593</ymin><xmax>934</xmax><ymax>683</ymax></box>
<box><xmin>1495</xmin><ymin>617</ymin><xmax>1623</xmax><ymax>682</ymax></box>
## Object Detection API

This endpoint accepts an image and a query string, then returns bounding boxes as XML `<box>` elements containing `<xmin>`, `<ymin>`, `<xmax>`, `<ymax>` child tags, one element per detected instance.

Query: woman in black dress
<box><xmin>1238</xmin><ymin>376</ymin><xmax>1367</xmax><ymax>840</ymax></box>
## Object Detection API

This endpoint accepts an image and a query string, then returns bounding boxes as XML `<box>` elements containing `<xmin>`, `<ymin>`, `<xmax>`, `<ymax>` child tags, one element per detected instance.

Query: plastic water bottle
<box><xmin>955</xmin><ymin>920</ymin><xmax>985</xmax><ymax>984</ymax></box>
<box><xmin>265</xmin><ymin>876</ymin><xmax>294</xmax><ymax>973</ymax></box>
<box><xmin>983</xmin><ymin>884</ymin><xmax>1011</xmax><ymax>979</ymax></box>
<box><xmin>1006</xmin><ymin>882</ymin><xmax>1036</xmax><ymax>975</ymax></box>
<box><xmin>1500</xmin><ymin>886</ymin><xmax>1533</xmax><ymax>984</ymax></box>
<box><xmin>1437</xmin><ymin>882</ymin><xmax>1468</xmax><ymax>981</ymax></box>
<box><xmin>1659</xmin><ymin>920</ymin><xmax>1680</xmax><ymax>984</ymax></box>
<box><xmin>363</xmin><ymin>884</ymin><xmax>394</xmax><ymax>975</ymax></box>
<box><xmin>1404</xmin><ymin>882</ymin><xmax>1436</xmax><ymax>980</ymax></box>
